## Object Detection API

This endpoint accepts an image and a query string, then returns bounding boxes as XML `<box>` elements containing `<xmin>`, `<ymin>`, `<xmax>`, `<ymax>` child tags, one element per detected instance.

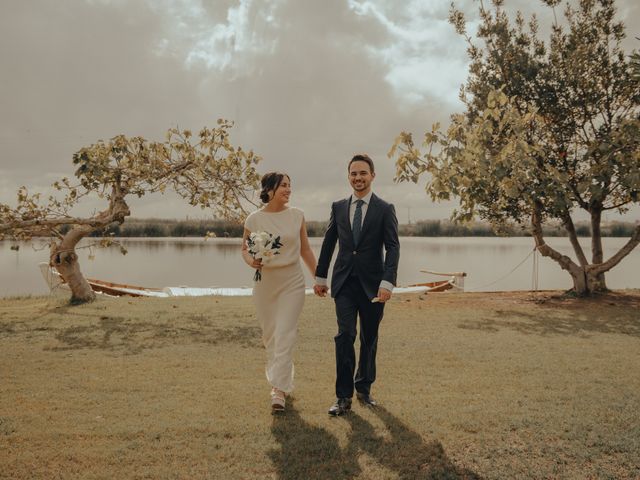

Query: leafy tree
<box><xmin>0</xmin><ymin>120</ymin><xmax>260</xmax><ymax>303</ymax></box>
<box><xmin>632</xmin><ymin>38</ymin><xmax>640</xmax><ymax>80</ymax></box>
<box><xmin>391</xmin><ymin>0</ymin><xmax>640</xmax><ymax>295</ymax></box>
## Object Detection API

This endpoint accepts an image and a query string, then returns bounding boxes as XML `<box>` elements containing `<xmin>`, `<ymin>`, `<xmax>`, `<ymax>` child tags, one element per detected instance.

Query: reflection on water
<box><xmin>1</xmin><ymin>236</ymin><xmax>638</xmax><ymax>297</ymax></box>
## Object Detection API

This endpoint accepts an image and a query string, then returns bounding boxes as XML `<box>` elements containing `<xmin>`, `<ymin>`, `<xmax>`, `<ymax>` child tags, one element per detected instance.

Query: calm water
<box><xmin>1</xmin><ymin>237</ymin><xmax>638</xmax><ymax>297</ymax></box>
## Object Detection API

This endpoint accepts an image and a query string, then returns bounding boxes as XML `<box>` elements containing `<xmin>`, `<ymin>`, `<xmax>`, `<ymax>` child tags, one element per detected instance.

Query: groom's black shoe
<box><xmin>328</xmin><ymin>398</ymin><xmax>352</xmax><ymax>416</ymax></box>
<box><xmin>356</xmin><ymin>392</ymin><xmax>377</xmax><ymax>407</ymax></box>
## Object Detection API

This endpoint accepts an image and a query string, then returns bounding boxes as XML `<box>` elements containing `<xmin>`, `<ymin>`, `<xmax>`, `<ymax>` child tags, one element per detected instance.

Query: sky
<box><xmin>1</xmin><ymin>0</ymin><xmax>639</xmax><ymax>223</ymax></box>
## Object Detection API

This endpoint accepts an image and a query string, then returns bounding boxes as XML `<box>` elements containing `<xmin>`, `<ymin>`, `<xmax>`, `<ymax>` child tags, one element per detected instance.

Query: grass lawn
<box><xmin>1</xmin><ymin>290</ymin><xmax>639</xmax><ymax>479</ymax></box>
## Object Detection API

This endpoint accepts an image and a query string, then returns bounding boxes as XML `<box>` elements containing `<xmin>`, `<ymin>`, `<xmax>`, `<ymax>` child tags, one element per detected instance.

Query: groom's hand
<box><xmin>377</xmin><ymin>288</ymin><xmax>392</xmax><ymax>303</ymax></box>
<box><xmin>314</xmin><ymin>285</ymin><xmax>328</xmax><ymax>297</ymax></box>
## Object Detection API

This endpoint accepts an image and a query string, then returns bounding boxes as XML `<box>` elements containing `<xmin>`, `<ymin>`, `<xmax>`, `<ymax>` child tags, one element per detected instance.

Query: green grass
<box><xmin>0</xmin><ymin>291</ymin><xmax>639</xmax><ymax>479</ymax></box>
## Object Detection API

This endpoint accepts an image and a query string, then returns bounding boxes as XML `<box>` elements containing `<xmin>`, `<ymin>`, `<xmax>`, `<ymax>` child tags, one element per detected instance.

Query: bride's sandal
<box><xmin>271</xmin><ymin>388</ymin><xmax>286</xmax><ymax>413</ymax></box>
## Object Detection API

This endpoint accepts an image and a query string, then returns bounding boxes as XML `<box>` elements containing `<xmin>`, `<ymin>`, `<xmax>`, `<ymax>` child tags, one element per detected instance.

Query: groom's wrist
<box><xmin>315</xmin><ymin>277</ymin><xmax>327</xmax><ymax>286</ymax></box>
<box><xmin>379</xmin><ymin>280</ymin><xmax>394</xmax><ymax>292</ymax></box>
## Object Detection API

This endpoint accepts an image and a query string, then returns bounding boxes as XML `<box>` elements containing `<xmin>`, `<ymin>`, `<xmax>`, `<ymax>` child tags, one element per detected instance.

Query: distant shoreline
<box><xmin>64</xmin><ymin>217</ymin><xmax>637</xmax><ymax>239</ymax></box>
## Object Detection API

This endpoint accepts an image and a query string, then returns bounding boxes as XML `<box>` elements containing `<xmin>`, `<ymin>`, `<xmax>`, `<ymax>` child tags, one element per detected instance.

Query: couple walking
<box><xmin>241</xmin><ymin>154</ymin><xmax>400</xmax><ymax>415</ymax></box>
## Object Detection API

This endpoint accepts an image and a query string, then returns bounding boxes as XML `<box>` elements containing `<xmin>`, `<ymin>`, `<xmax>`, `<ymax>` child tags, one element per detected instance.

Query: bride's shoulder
<box><xmin>244</xmin><ymin>208</ymin><xmax>263</xmax><ymax>227</ymax></box>
<box><xmin>289</xmin><ymin>206</ymin><xmax>304</xmax><ymax>217</ymax></box>
<box><xmin>248</xmin><ymin>207</ymin><xmax>267</xmax><ymax>216</ymax></box>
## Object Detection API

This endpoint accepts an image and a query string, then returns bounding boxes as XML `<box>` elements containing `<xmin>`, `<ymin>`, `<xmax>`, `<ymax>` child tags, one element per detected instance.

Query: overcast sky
<box><xmin>1</xmin><ymin>0</ymin><xmax>639</xmax><ymax>223</ymax></box>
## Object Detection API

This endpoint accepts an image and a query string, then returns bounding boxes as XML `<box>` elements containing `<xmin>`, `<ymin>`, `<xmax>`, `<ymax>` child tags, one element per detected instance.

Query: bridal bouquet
<box><xmin>247</xmin><ymin>231</ymin><xmax>283</xmax><ymax>281</ymax></box>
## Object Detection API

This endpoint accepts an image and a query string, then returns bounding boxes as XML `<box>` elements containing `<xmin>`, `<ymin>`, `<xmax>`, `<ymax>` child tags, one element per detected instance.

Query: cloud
<box><xmin>1</xmin><ymin>0</ymin><xmax>638</xmax><ymax>222</ymax></box>
<box><xmin>148</xmin><ymin>0</ymin><xmax>283</xmax><ymax>74</ymax></box>
<box><xmin>346</xmin><ymin>0</ymin><xmax>473</xmax><ymax>106</ymax></box>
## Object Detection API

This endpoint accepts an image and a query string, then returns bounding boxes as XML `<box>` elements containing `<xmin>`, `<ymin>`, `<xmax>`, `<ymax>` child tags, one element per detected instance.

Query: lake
<box><xmin>1</xmin><ymin>237</ymin><xmax>638</xmax><ymax>297</ymax></box>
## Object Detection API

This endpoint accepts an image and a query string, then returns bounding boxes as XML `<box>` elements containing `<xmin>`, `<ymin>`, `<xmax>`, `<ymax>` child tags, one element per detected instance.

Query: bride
<box><xmin>242</xmin><ymin>172</ymin><xmax>317</xmax><ymax>413</ymax></box>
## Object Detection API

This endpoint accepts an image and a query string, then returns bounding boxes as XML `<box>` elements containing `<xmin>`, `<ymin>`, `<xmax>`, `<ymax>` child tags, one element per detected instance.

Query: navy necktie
<box><xmin>352</xmin><ymin>199</ymin><xmax>364</xmax><ymax>245</ymax></box>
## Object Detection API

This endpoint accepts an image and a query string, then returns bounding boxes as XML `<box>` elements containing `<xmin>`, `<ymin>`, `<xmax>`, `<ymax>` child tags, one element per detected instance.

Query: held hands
<box><xmin>314</xmin><ymin>285</ymin><xmax>390</xmax><ymax>301</ymax></box>
<box><xmin>313</xmin><ymin>284</ymin><xmax>329</xmax><ymax>297</ymax></box>
<box><xmin>372</xmin><ymin>287</ymin><xmax>392</xmax><ymax>303</ymax></box>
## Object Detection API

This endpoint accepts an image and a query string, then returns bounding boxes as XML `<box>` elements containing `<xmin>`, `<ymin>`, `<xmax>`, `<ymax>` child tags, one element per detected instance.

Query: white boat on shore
<box><xmin>39</xmin><ymin>263</ymin><xmax>464</xmax><ymax>298</ymax></box>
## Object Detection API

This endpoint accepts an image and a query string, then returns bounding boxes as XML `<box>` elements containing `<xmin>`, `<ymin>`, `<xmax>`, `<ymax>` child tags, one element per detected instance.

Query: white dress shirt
<box><xmin>349</xmin><ymin>191</ymin><xmax>373</xmax><ymax>229</ymax></box>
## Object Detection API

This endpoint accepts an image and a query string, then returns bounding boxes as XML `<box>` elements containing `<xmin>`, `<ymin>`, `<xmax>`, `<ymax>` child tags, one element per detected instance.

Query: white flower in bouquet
<box><xmin>247</xmin><ymin>231</ymin><xmax>283</xmax><ymax>281</ymax></box>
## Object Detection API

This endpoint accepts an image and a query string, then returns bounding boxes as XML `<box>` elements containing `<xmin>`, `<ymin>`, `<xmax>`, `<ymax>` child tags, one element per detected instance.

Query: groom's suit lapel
<box><xmin>341</xmin><ymin>198</ymin><xmax>353</xmax><ymax>245</ymax></box>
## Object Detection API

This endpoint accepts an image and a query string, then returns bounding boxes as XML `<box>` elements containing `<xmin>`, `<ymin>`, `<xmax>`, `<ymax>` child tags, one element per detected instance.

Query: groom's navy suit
<box><xmin>316</xmin><ymin>192</ymin><xmax>400</xmax><ymax>398</ymax></box>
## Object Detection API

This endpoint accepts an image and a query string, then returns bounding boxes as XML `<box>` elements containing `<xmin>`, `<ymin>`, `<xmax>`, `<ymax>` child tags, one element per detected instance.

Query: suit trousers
<box><xmin>334</xmin><ymin>274</ymin><xmax>385</xmax><ymax>398</ymax></box>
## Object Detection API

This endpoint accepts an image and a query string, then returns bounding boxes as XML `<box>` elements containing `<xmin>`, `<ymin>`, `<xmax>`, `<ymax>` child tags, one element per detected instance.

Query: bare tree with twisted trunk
<box><xmin>1</xmin><ymin>120</ymin><xmax>260</xmax><ymax>303</ymax></box>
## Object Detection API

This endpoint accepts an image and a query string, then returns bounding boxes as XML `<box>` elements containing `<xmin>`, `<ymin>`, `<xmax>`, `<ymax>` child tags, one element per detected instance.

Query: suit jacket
<box><xmin>315</xmin><ymin>193</ymin><xmax>400</xmax><ymax>299</ymax></box>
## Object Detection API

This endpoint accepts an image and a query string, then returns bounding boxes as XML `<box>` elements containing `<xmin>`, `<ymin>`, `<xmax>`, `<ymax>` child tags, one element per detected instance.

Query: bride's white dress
<box><xmin>244</xmin><ymin>207</ymin><xmax>305</xmax><ymax>393</ymax></box>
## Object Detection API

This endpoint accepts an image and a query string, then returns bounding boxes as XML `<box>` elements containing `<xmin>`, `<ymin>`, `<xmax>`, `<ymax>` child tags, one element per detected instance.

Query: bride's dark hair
<box><xmin>259</xmin><ymin>172</ymin><xmax>289</xmax><ymax>203</ymax></box>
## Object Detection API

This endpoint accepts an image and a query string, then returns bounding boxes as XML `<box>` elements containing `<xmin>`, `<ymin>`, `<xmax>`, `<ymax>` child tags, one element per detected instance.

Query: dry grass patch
<box><xmin>0</xmin><ymin>290</ymin><xmax>639</xmax><ymax>479</ymax></box>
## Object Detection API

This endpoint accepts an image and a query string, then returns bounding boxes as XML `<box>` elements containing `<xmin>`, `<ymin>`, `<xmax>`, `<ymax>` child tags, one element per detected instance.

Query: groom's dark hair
<box><xmin>259</xmin><ymin>171</ymin><xmax>290</xmax><ymax>203</ymax></box>
<box><xmin>349</xmin><ymin>154</ymin><xmax>375</xmax><ymax>173</ymax></box>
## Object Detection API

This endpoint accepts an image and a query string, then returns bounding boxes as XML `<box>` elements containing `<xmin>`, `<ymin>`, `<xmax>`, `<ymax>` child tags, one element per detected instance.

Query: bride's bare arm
<box><xmin>299</xmin><ymin>220</ymin><xmax>317</xmax><ymax>276</ymax></box>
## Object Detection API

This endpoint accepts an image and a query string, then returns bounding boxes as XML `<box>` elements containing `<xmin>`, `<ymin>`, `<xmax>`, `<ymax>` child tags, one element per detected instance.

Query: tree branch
<box><xmin>531</xmin><ymin>203</ymin><xmax>580</xmax><ymax>274</ymax></box>
<box><xmin>591</xmin><ymin>223</ymin><xmax>640</xmax><ymax>275</ymax></box>
<box><xmin>561</xmin><ymin>214</ymin><xmax>589</xmax><ymax>266</ymax></box>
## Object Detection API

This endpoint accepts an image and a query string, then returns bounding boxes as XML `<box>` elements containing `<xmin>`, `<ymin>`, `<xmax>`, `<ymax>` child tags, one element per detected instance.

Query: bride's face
<box><xmin>271</xmin><ymin>176</ymin><xmax>291</xmax><ymax>204</ymax></box>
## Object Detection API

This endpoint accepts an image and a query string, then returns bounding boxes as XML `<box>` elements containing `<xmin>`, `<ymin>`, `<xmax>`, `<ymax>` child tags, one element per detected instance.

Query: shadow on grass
<box><xmin>0</xmin><ymin>300</ymin><xmax>93</xmax><ymax>338</ymax></box>
<box><xmin>0</xmin><ymin>300</ymin><xmax>261</xmax><ymax>354</ymax></box>
<box><xmin>269</xmin><ymin>401</ymin><xmax>359</xmax><ymax>479</ymax></box>
<box><xmin>270</xmin><ymin>400</ymin><xmax>481</xmax><ymax>479</ymax></box>
<box><xmin>458</xmin><ymin>305</ymin><xmax>640</xmax><ymax>338</ymax></box>
<box><xmin>46</xmin><ymin>317</ymin><xmax>261</xmax><ymax>354</ymax></box>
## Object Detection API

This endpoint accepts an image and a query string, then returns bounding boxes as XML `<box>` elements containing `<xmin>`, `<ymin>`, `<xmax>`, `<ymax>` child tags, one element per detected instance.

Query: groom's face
<box><xmin>348</xmin><ymin>160</ymin><xmax>375</xmax><ymax>195</ymax></box>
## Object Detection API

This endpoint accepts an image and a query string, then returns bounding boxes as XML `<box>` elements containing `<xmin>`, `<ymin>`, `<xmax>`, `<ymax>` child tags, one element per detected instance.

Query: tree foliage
<box><xmin>390</xmin><ymin>0</ymin><xmax>640</xmax><ymax>295</ymax></box>
<box><xmin>632</xmin><ymin>37</ymin><xmax>640</xmax><ymax>80</ymax></box>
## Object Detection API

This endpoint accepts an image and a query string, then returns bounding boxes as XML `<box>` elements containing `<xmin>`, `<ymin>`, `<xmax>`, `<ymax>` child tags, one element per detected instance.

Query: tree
<box><xmin>390</xmin><ymin>0</ymin><xmax>640</xmax><ymax>295</ymax></box>
<box><xmin>0</xmin><ymin>120</ymin><xmax>260</xmax><ymax>303</ymax></box>
<box><xmin>632</xmin><ymin>38</ymin><xmax>640</xmax><ymax>80</ymax></box>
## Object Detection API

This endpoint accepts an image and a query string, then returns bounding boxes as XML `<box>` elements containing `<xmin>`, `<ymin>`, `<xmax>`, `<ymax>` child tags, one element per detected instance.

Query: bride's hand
<box><xmin>250</xmin><ymin>258</ymin><xmax>263</xmax><ymax>269</ymax></box>
<box><xmin>243</xmin><ymin>253</ymin><xmax>262</xmax><ymax>269</ymax></box>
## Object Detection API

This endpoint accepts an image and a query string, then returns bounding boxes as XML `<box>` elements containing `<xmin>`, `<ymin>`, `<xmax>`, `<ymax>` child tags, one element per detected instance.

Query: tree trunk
<box><xmin>48</xmin><ymin>188</ymin><xmax>131</xmax><ymax>304</ymax></box>
<box><xmin>50</xmin><ymin>225</ymin><xmax>96</xmax><ymax>304</ymax></box>
<box><xmin>585</xmin><ymin>267</ymin><xmax>607</xmax><ymax>293</ymax></box>
<box><xmin>569</xmin><ymin>267</ymin><xmax>588</xmax><ymax>295</ymax></box>
<box><xmin>562</xmin><ymin>265</ymin><xmax>609</xmax><ymax>296</ymax></box>
<box><xmin>586</xmin><ymin>272</ymin><xmax>607</xmax><ymax>293</ymax></box>
<box><xmin>532</xmin><ymin>206</ymin><xmax>640</xmax><ymax>296</ymax></box>
<box><xmin>532</xmin><ymin>205</ymin><xmax>591</xmax><ymax>296</ymax></box>
<box><xmin>589</xmin><ymin>209</ymin><xmax>608</xmax><ymax>291</ymax></box>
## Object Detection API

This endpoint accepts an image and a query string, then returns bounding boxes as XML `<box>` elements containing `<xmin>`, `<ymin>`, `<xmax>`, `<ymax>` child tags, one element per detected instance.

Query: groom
<box><xmin>314</xmin><ymin>154</ymin><xmax>400</xmax><ymax>416</ymax></box>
